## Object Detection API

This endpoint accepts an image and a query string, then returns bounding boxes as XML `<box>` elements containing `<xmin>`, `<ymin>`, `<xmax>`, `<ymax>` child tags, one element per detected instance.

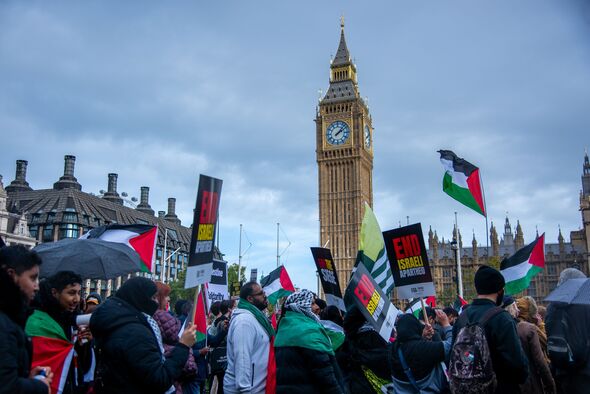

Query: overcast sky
<box><xmin>1</xmin><ymin>1</ymin><xmax>589</xmax><ymax>291</ymax></box>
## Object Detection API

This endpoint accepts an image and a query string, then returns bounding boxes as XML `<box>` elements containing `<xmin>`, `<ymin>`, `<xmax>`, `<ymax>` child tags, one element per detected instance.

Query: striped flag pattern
<box><xmin>354</xmin><ymin>203</ymin><xmax>395</xmax><ymax>297</ymax></box>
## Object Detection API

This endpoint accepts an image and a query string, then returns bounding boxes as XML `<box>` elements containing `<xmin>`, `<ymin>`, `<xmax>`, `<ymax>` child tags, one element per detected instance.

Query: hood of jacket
<box><xmin>395</xmin><ymin>313</ymin><xmax>423</xmax><ymax>342</ymax></box>
<box><xmin>90</xmin><ymin>296</ymin><xmax>147</xmax><ymax>338</ymax></box>
<box><xmin>0</xmin><ymin>268</ymin><xmax>28</xmax><ymax>326</ymax></box>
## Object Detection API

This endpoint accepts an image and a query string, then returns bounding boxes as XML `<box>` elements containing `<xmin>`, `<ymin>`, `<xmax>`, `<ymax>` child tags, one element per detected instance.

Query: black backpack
<box><xmin>449</xmin><ymin>307</ymin><xmax>503</xmax><ymax>394</ymax></box>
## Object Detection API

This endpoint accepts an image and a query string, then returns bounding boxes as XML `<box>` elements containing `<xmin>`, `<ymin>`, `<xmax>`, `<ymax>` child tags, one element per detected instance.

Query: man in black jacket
<box><xmin>0</xmin><ymin>245</ymin><xmax>52</xmax><ymax>393</ymax></box>
<box><xmin>452</xmin><ymin>265</ymin><xmax>529</xmax><ymax>394</ymax></box>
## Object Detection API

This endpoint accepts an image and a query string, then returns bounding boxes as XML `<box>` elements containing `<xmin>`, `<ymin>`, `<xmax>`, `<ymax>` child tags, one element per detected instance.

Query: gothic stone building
<box><xmin>3</xmin><ymin>155</ymin><xmax>223</xmax><ymax>297</ymax></box>
<box><xmin>427</xmin><ymin>153</ymin><xmax>590</xmax><ymax>305</ymax></box>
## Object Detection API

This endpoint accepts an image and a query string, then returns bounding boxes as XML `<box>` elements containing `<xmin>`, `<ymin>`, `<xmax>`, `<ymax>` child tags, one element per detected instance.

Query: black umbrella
<box><xmin>544</xmin><ymin>278</ymin><xmax>590</xmax><ymax>306</ymax></box>
<box><xmin>34</xmin><ymin>238</ymin><xmax>143</xmax><ymax>279</ymax></box>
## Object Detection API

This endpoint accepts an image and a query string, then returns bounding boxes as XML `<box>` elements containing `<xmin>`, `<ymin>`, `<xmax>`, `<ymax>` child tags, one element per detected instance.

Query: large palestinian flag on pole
<box><xmin>354</xmin><ymin>203</ymin><xmax>395</xmax><ymax>297</ymax></box>
<box><xmin>260</xmin><ymin>265</ymin><xmax>295</xmax><ymax>304</ymax></box>
<box><xmin>501</xmin><ymin>233</ymin><xmax>545</xmax><ymax>295</ymax></box>
<box><xmin>26</xmin><ymin>310</ymin><xmax>74</xmax><ymax>394</ymax></box>
<box><xmin>81</xmin><ymin>224</ymin><xmax>158</xmax><ymax>272</ymax></box>
<box><xmin>438</xmin><ymin>150</ymin><xmax>486</xmax><ymax>217</ymax></box>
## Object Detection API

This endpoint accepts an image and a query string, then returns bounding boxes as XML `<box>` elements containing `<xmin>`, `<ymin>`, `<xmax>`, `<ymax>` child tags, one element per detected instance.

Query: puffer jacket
<box><xmin>90</xmin><ymin>297</ymin><xmax>190</xmax><ymax>394</ymax></box>
<box><xmin>153</xmin><ymin>310</ymin><xmax>197</xmax><ymax>376</ymax></box>
<box><xmin>516</xmin><ymin>321</ymin><xmax>555</xmax><ymax>394</ymax></box>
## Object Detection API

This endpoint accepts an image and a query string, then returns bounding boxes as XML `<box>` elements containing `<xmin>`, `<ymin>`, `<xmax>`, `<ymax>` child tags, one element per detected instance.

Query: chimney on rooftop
<box><xmin>136</xmin><ymin>186</ymin><xmax>155</xmax><ymax>216</ymax></box>
<box><xmin>164</xmin><ymin>197</ymin><xmax>181</xmax><ymax>225</ymax></box>
<box><xmin>101</xmin><ymin>173</ymin><xmax>123</xmax><ymax>205</ymax></box>
<box><xmin>158</xmin><ymin>211</ymin><xmax>165</xmax><ymax>218</ymax></box>
<box><xmin>53</xmin><ymin>155</ymin><xmax>82</xmax><ymax>191</ymax></box>
<box><xmin>5</xmin><ymin>159</ymin><xmax>33</xmax><ymax>193</ymax></box>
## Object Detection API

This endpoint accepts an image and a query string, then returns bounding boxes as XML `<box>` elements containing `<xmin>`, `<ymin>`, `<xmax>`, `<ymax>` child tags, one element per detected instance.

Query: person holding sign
<box><xmin>89</xmin><ymin>277</ymin><xmax>197</xmax><ymax>394</ymax></box>
<box><xmin>390</xmin><ymin>310</ymin><xmax>452</xmax><ymax>392</ymax></box>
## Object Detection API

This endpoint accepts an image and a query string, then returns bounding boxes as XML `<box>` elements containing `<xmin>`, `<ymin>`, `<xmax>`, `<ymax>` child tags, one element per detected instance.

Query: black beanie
<box><xmin>474</xmin><ymin>265</ymin><xmax>505</xmax><ymax>294</ymax></box>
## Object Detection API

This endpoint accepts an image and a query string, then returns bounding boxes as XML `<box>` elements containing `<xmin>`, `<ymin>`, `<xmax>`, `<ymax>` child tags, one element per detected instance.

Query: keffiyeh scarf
<box><xmin>284</xmin><ymin>289</ymin><xmax>319</xmax><ymax>321</ymax></box>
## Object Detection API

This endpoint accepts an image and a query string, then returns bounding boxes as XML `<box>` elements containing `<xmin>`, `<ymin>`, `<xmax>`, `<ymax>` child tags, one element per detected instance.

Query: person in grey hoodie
<box><xmin>224</xmin><ymin>282</ymin><xmax>274</xmax><ymax>394</ymax></box>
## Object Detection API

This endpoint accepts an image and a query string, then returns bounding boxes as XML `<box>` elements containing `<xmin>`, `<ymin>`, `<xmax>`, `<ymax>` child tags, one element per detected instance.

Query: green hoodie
<box><xmin>274</xmin><ymin>310</ymin><xmax>334</xmax><ymax>355</ymax></box>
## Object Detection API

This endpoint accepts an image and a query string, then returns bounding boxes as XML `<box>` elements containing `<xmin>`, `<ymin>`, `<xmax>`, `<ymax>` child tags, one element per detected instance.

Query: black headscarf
<box><xmin>116</xmin><ymin>277</ymin><xmax>158</xmax><ymax>316</ymax></box>
<box><xmin>395</xmin><ymin>313</ymin><xmax>423</xmax><ymax>342</ymax></box>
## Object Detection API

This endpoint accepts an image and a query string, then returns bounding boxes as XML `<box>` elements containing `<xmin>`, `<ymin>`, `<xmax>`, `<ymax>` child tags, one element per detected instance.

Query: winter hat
<box><xmin>501</xmin><ymin>295</ymin><xmax>515</xmax><ymax>309</ymax></box>
<box><xmin>86</xmin><ymin>292</ymin><xmax>102</xmax><ymax>305</ymax></box>
<box><xmin>474</xmin><ymin>265</ymin><xmax>505</xmax><ymax>295</ymax></box>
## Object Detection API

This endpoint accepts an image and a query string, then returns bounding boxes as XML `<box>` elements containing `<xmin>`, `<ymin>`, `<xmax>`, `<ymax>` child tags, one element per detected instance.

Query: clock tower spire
<box><xmin>316</xmin><ymin>20</ymin><xmax>374</xmax><ymax>287</ymax></box>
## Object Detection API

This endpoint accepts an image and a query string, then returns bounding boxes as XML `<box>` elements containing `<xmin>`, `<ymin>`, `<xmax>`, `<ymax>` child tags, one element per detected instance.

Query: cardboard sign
<box><xmin>382</xmin><ymin>223</ymin><xmax>436</xmax><ymax>299</ymax></box>
<box><xmin>185</xmin><ymin>175</ymin><xmax>223</xmax><ymax>288</ymax></box>
<box><xmin>344</xmin><ymin>263</ymin><xmax>400</xmax><ymax>341</ymax></box>
<box><xmin>310</xmin><ymin>247</ymin><xmax>346</xmax><ymax>312</ymax></box>
<box><xmin>207</xmin><ymin>260</ymin><xmax>229</xmax><ymax>304</ymax></box>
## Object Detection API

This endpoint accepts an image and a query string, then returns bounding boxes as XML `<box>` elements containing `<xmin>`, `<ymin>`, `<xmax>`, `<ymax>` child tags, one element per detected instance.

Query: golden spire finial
<box><xmin>340</xmin><ymin>15</ymin><xmax>345</xmax><ymax>30</ymax></box>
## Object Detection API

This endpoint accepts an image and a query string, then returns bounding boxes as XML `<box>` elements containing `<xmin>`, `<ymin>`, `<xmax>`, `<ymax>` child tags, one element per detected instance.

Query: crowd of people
<box><xmin>1</xmin><ymin>243</ymin><xmax>590</xmax><ymax>394</ymax></box>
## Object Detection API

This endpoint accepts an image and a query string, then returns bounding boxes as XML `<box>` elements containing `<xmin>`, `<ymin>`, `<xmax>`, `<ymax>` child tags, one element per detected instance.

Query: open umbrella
<box><xmin>544</xmin><ymin>278</ymin><xmax>590</xmax><ymax>305</ymax></box>
<box><xmin>34</xmin><ymin>238</ymin><xmax>143</xmax><ymax>279</ymax></box>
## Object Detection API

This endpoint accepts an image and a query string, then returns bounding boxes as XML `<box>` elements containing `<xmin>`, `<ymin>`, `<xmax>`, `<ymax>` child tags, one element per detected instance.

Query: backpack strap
<box><xmin>397</xmin><ymin>346</ymin><xmax>421</xmax><ymax>392</ymax></box>
<box><xmin>478</xmin><ymin>306</ymin><xmax>503</xmax><ymax>327</ymax></box>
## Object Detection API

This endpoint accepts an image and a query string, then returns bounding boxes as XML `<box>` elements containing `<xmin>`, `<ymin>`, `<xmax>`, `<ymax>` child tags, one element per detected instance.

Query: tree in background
<box><xmin>169</xmin><ymin>269</ymin><xmax>196</xmax><ymax>306</ymax></box>
<box><xmin>228</xmin><ymin>263</ymin><xmax>247</xmax><ymax>287</ymax></box>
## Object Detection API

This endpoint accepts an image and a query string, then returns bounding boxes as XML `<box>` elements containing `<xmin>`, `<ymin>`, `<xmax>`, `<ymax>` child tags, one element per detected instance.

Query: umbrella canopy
<box><xmin>544</xmin><ymin>278</ymin><xmax>590</xmax><ymax>305</ymax></box>
<box><xmin>34</xmin><ymin>238</ymin><xmax>143</xmax><ymax>280</ymax></box>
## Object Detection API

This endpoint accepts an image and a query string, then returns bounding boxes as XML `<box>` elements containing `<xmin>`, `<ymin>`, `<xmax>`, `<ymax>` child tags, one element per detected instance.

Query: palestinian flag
<box><xmin>26</xmin><ymin>310</ymin><xmax>74</xmax><ymax>394</ymax></box>
<box><xmin>438</xmin><ymin>150</ymin><xmax>486</xmax><ymax>217</ymax></box>
<box><xmin>405</xmin><ymin>298</ymin><xmax>423</xmax><ymax>318</ymax></box>
<box><xmin>81</xmin><ymin>224</ymin><xmax>157</xmax><ymax>272</ymax></box>
<box><xmin>453</xmin><ymin>295</ymin><xmax>468</xmax><ymax>312</ymax></box>
<box><xmin>182</xmin><ymin>285</ymin><xmax>208</xmax><ymax>342</ymax></box>
<box><xmin>260</xmin><ymin>265</ymin><xmax>295</xmax><ymax>304</ymax></box>
<box><xmin>354</xmin><ymin>203</ymin><xmax>395</xmax><ymax>297</ymax></box>
<box><xmin>405</xmin><ymin>297</ymin><xmax>436</xmax><ymax>319</ymax></box>
<box><xmin>501</xmin><ymin>233</ymin><xmax>545</xmax><ymax>295</ymax></box>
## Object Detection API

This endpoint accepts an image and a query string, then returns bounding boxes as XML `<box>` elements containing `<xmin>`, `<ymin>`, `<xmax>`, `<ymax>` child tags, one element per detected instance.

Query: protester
<box><xmin>224</xmin><ymin>282</ymin><xmax>274</xmax><ymax>394</ymax></box>
<box><xmin>176</xmin><ymin>300</ymin><xmax>208</xmax><ymax>394</ymax></box>
<box><xmin>26</xmin><ymin>271</ymin><xmax>93</xmax><ymax>394</ymax></box>
<box><xmin>84</xmin><ymin>292</ymin><xmax>102</xmax><ymax>314</ymax></box>
<box><xmin>274</xmin><ymin>290</ymin><xmax>345</xmax><ymax>394</ymax></box>
<box><xmin>208</xmin><ymin>299</ymin><xmax>231</xmax><ymax>393</ymax></box>
<box><xmin>89</xmin><ymin>277</ymin><xmax>197</xmax><ymax>394</ymax></box>
<box><xmin>545</xmin><ymin>268</ymin><xmax>590</xmax><ymax>393</ymax></box>
<box><xmin>418</xmin><ymin>307</ymin><xmax>444</xmax><ymax>340</ymax></box>
<box><xmin>517</xmin><ymin>296</ymin><xmax>549</xmax><ymax>362</ymax></box>
<box><xmin>0</xmin><ymin>245</ymin><xmax>53</xmax><ymax>393</ymax></box>
<box><xmin>336</xmin><ymin>306</ymin><xmax>391</xmax><ymax>393</ymax></box>
<box><xmin>512</xmin><ymin>297</ymin><xmax>556</xmax><ymax>394</ymax></box>
<box><xmin>312</xmin><ymin>298</ymin><xmax>327</xmax><ymax>316</ymax></box>
<box><xmin>390</xmin><ymin>310</ymin><xmax>452</xmax><ymax>393</ymax></box>
<box><xmin>320</xmin><ymin>305</ymin><xmax>345</xmax><ymax>352</ymax></box>
<box><xmin>442</xmin><ymin>307</ymin><xmax>458</xmax><ymax>326</ymax></box>
<box><xmin>153</xmin><ymin>282</ymin><xmax>197</xmax><ymax>394</ymax></box>
<box><xmin>451</xmin><ymin>265</ymin><xmax>528</xmax><ymax>394</ymax></box>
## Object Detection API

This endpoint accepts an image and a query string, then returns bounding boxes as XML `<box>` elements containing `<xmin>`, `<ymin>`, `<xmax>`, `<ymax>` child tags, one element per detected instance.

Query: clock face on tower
<box><xmin>364</xmin><ymin>125</ymin><xmax>371</xmax><ymax>149</ymax></box>
<box><xmin>326</xmin><ymin>121</ymin><xmax>350</xmax><ymax>145</ymax></box>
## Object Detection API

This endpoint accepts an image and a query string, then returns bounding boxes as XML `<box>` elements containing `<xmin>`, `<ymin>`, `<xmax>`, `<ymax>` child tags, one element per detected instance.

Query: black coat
<box><xmin>452</xmin><ymin>299</ymin><xmax>529</xmax><ymax>394</ymax></box>
<box><xmin>89</xmin><ymin>297</ymin><xmax>190</xmax><ymax>394</ymax></box>
<box><xmin>0</xmin><ymin>269</ymin><xmax>47</xmax><ymax>394</ymax></box>
<box><xmin>275</xmin><ymin>346</ymin><xmax>345</xmax><ymax>394</ymax></box>
<box><xmin>336</xmin><ymin>328</ymin><xmax>390</xmax><ymax>394</ymax></box>
<box><xmin>391</xmin><ymin>314</ymin><xmax>448</xmax><ymax>381</ymax></box>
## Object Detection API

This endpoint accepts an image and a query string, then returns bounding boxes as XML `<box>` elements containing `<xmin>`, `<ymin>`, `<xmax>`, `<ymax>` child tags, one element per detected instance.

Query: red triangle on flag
<box><xmin>128</xmin><ymin>227</ymin><xmax>158</xmax><ymax>272</ymax></box>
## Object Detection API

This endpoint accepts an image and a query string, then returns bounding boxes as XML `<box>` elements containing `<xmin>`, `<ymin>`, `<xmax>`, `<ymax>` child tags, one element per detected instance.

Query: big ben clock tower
<box><xmin>316</xmin><ymin>19</ymin><xmax>374</xmax><ymax>287</ymax></box>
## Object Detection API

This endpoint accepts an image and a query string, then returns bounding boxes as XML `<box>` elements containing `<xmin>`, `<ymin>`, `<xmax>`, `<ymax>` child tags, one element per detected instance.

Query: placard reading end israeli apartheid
<box><xmin>185</xmin><ymin>174</ymin><xmax>223</xmax><ymax>289</ymax></box>
<box><xmin>344</xmin><ymin>263</ymin><xmax>400</xmax><ymax>341</ymax></box>
<box><xmin>382</xmin><ymin>223</ymin><xmax>436</xmax><ymax>299</ymax></box>
<box><xmin>311</xmin><ymin>247</ymin><xmax>346</xmax><ymax>312</ymax></box>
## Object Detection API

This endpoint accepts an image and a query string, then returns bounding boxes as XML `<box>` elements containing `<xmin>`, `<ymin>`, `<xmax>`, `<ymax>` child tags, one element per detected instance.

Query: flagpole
<box><xmin>163</xmin><ymin>228</ymin><xmax>168</xmax><ymax>283</ymax></box>
<box><xmin>479</xmin><ymin>169</ymin><xmax>490</xmax><ymax>259</ymax></box>
<box><xmin>277</xmin><ymin>222</ymin><xmax>280</xmax><ymax>267</ymax></box>
<box><xmin>238</xmin><ymin>224</ymin><xmax>242</xmax><ymax>285</ymax></box>
<box><xmin>454</xmin><ymin>212</ymin><xmax>464</xmax><ymax>298</ymax></box>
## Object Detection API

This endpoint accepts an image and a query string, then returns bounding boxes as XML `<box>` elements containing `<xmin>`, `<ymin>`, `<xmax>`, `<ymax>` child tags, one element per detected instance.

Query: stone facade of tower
<box><xmin>316</xmin><ymin>21</ymin><xmax>373</xmax><ymax>288</ymax></box>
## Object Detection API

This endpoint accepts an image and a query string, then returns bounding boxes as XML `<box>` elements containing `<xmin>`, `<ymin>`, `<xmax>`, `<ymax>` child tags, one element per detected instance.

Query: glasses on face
<box><xmin>250</xmin><ymin>291</ymin><xmax>265</xmax><ymax>297</ymax></box>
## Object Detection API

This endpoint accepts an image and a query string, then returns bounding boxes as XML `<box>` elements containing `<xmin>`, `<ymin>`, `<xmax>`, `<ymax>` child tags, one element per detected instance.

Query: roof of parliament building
<box><xmin>3</xmin><ymin>155</ymin><xmax>222</xmax><ymax>261</ymax></box>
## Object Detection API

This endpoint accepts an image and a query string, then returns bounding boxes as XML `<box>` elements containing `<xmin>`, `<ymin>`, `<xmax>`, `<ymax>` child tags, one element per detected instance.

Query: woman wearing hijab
<box><xmin>274</xmin><ymin>289</ymin><xmax>345</xmax><ymax>394</ymax></box>
<box><xmin>89</xmin><ymin>277</ymin><xmax>197</xmax><ymax>394</ymax></box>
<box><xmin>513</xmin><ymin>297</ymin><xmax>556</xmax><ymax>394</ymax></box>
